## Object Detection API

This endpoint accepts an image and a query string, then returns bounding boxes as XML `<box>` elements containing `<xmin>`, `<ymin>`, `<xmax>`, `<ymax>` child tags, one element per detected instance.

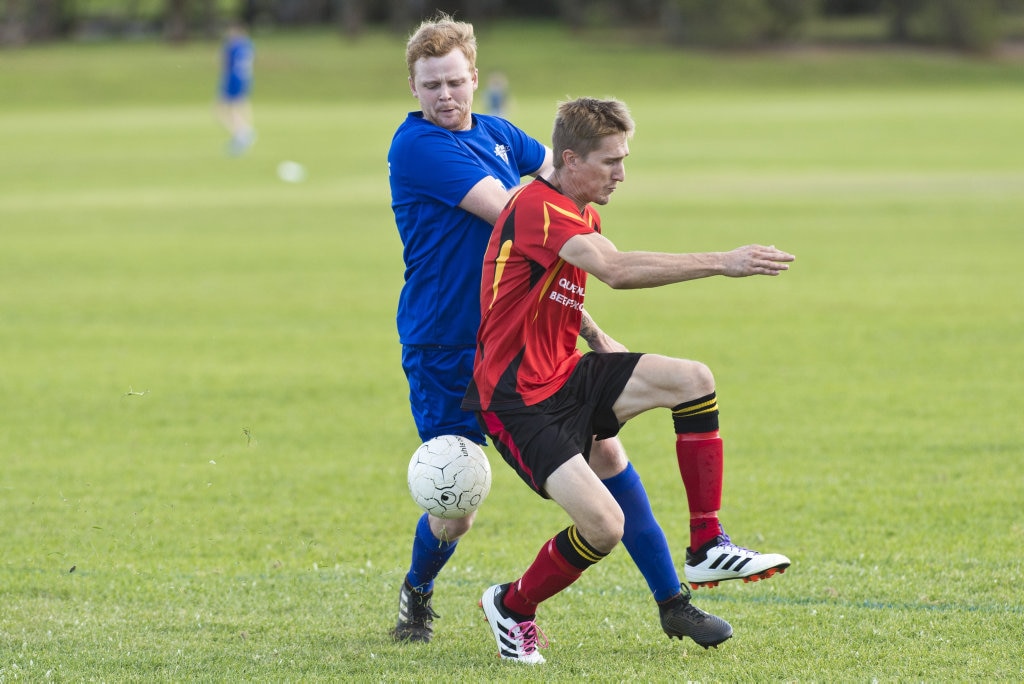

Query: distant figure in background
<box><xmin>485</xmin><ymin>70</ymin><xmax>508</xmax><ymax>118</ymax></box>
<box><xmin>217</xmin><ymin>22</ymin><xmax>255</xmax><ymax>156</ymax></box>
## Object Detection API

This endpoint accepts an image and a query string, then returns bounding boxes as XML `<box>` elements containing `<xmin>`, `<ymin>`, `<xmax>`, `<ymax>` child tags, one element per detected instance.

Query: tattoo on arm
<box><xmin>579</xmin><ymin>311</ymin><xmax>600</xmax><ymax>348</ymax></box>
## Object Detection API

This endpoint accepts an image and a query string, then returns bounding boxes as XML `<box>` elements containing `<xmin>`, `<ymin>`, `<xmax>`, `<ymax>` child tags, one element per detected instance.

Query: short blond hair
<box><xmin>552</xmin><ymin>97</ymin><xmax>635</xmax><ymax>169</ymax></box>
<box><xmin>405</xmin><ymin>13</ymin><xmax>477</xmax><ymax>78</ymax></box>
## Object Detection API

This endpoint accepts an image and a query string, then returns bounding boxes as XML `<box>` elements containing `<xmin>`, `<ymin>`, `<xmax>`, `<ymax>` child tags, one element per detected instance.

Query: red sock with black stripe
<box><xmin>673</xmin><ymin>393</ymin><xmax>725</xmax><ymax>551</ymax></box>
<box><xmin>503</xmin><ymin>526</ymin><xmax>606</xmax><ymax>617</ymax></box>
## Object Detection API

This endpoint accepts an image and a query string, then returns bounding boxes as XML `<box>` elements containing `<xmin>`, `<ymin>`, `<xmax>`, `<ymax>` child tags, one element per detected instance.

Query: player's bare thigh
<box><xmin>611</xmin><ymin>354</ymin><xmax>715</xmax><ymax>423</ymax></box>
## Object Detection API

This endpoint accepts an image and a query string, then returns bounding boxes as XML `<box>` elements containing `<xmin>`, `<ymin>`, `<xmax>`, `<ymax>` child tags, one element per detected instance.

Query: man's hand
<box><xmin>722</xmin><ymin>245</ymin><xmax>795</xmax><ymax>277</ymax></box>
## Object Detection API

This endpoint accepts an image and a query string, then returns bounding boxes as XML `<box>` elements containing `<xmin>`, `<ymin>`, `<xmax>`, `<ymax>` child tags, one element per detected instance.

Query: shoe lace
<box><xmin>665</xmin><ymin>585</ymin><xmax>706</xmax><ymax>623</ymax></box>
<box><xmin>508</xmin><ymin>620</ymin><xmax>549</xmax><ymax>655</ymax></box>
<box><xmin>409</xmin><ymin>593</ymin><xmax>440</xmax><ymax>623</ymax></box>
<box><xmin>674</xmin><ymin>600</ymin><xmax>708</xmax><ymax>624</ymax></box>
<box><xmin>716</xmin><ymin>533</ymin><xmax>757</xmax><ymax>557</ymax></box>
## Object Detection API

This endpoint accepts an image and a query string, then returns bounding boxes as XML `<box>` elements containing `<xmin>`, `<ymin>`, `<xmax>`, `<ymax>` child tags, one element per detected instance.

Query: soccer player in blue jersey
<box><xmin>387</xmin><ymin>13</ymin><xmax>728</xmax><ymax>647</ymax></box>
<box><xmin>216</xmin><ymin>22</ymin><xmax>255</xmax><ymax>156</ymax></box>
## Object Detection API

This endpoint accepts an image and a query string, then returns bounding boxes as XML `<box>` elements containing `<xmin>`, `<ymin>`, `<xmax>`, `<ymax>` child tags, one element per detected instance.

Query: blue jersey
<box><xmin>219</xmin><ymin>36</ymin><xmax>253</xmax><ymax>100</ymax></box>
<box><xmin>388</xmin><ymin>112</ymin><xmax>547</xmax><ymax>346</ymax></box>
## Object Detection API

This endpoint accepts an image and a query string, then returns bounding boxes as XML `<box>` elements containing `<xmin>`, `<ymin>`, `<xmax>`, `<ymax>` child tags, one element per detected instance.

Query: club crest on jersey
<box><xmin>493</xmin><ymin>144</ymin><xmax>509</xmax><ymax>164</ymax></box>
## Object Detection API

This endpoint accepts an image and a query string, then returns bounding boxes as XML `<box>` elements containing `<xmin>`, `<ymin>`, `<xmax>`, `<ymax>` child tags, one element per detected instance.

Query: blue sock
<box><xmin>603</xmin><ymin>463</ymin><xmax>681</xmax><ymax>602</ymax></box>
<box><xmin>405</xmin><ymin>512</ymin><xmax>458</xmax><ymax>594</ymax></box>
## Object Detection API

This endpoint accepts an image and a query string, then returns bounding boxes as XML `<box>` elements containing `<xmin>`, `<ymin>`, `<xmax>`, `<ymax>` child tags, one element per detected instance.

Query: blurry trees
<box><xmin>337</xmin><ymin>0</ymin><xmax>365</xmax><ymax>38</ymax></box>
<box><xmin>163</xmin><ymin>0</ymin><xmax>227</xmax><ymax>41</ymax></box>
<box><xmin>0</xmin><ymin>0</ymin><xmax>1018</xmax><ymax>53</ymax></box>
<box><xmin>0</xmin><ymin>0</ymin><xmax>69</xmax><ymax>44</ymax></box>
<box><xmin>661</xmin><ymin>0</ymin><xmax>815</xmax><ymax>46</ymax></box>
<box><xmin>164</xmin><ymin>0</ymin><xmax>188</xmax><ymax>41</ymax></box>
<box><xmin>883</xmin><ymin>0</ymin><xmax>1003</xmax><ymax>52</ymax></box>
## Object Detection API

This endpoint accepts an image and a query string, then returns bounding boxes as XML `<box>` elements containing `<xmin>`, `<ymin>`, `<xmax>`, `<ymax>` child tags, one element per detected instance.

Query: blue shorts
<box><xmin>401</xmin><ymin>344</ymin><xmax>486</xmax><ymax>444</ymax></box>
<box><xmin>219</xmin><ymin>79</ymin><xmax>251</xmax><ymax>101</ymax></box>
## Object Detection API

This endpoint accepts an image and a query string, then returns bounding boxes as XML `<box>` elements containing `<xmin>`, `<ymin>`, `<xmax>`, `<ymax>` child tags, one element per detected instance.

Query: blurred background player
<box><xmin>485</xmin><ymin>70</ymin><xmax>508</xmax><ymax>117</ymax></box>
<box><xmin>216</xmin><ymin>21</ymin><xmax>255</xmax><ymax>156</ymax></box>
<box><xmin>387</xmin><ymin>13</ymin><xmax>729</xmax><ymax>649</ymax></box>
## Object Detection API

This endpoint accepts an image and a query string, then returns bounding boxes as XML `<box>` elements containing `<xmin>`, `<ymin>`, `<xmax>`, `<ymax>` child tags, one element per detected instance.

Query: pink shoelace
<box><xmin>508</xmin><ymin>621</ymin><xmax>549</xmax><ymax>655</ymax></box>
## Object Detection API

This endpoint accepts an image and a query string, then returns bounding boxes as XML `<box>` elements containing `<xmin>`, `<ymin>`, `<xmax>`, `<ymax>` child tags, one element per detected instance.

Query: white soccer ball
<box><xmin>407</xmin><ymin>435</ymin><xmax>492</xmax><ymax>519</ymax></box>
<box><xmin>276</xmin><ymin>160</ymin><xmax>306</xmax><ymax>183</ymax></box>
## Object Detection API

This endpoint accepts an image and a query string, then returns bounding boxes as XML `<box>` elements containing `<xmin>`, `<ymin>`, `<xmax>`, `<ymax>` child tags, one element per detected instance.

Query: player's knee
<box><xmin>676</xmin><ymin>358</ymin><xmax>715</xmax><ymax>396</ymax></box>
<box><xmin>586</xmin><ymin>508</ymin><xmax>624</xmax><ymax>553</ymax></box>
<box><xmin>430</xmin><ymin>510</ymin><xmax>475</xmax><ymax>541</ymax></box>
<box><xmin>588</xmin><ymin>438</ymin><xmax>628</xmax><ymax>479</ymax></box>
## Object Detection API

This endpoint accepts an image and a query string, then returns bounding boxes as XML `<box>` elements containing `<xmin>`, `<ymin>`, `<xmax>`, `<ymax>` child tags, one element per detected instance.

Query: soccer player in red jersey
<box><xmin>464</xmin><ymin>97</ymin><xmax>794</xmax><ymax>664</ymax></box>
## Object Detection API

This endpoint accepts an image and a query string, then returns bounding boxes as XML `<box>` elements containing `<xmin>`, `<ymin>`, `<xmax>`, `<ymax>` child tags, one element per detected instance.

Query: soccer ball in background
<box><xmin>407</xmin><ymin>435</ymin><xmax>492</xmax><ymax>519</ymax></box>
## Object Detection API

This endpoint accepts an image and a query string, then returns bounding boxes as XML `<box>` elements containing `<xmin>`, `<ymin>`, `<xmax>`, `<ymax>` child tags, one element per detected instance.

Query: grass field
<box><xmin>2</xmin><ymin>26</ymin><xmax>1023</xmax><ymax>681</ymax></box>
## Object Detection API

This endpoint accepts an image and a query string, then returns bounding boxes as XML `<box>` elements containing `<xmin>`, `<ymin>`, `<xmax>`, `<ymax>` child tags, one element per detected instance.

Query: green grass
<box><xmin>2</xmin><ymin>27</ymin><xmax>1023</xmax><ymax>681</ymax></box>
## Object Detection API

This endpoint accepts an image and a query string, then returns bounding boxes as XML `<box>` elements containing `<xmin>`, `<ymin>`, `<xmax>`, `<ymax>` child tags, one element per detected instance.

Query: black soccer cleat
<box><xmin>659</xmin><ymin>584</ymin><xmax>733</xmax><ymax>649</ymax></box>
<box><xmin>392</xmin><ymin>579</ymin><xmax>440</xmax><ymax>643</ymax></box>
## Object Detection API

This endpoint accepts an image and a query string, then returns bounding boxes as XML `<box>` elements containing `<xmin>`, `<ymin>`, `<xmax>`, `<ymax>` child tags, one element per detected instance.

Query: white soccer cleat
<box><xmin>685</xmin><ymin>534</ymin><xmax>791</xmax><ymax>589</ymax></box>
<box><xmin>480</xmin><ymin>583</ymin><xmax>548</xmax><ymax>664</ymax></box>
